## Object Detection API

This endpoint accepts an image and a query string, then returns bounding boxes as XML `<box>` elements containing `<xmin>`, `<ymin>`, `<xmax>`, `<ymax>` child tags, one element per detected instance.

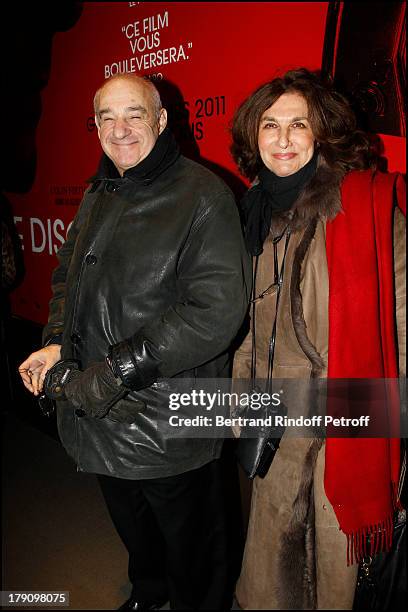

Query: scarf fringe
<box><xmin>346</xmin><ymin>514</ymin><xmax>395</xmax><ymax>565</ymax></box>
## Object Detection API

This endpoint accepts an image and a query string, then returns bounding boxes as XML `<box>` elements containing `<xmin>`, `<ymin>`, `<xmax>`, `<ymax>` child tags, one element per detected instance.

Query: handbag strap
<box><xmin>250</xmin><ymin>227</ymin><xmax>291</xmax><ymax>388</ymax></box>
<box><xmin>250</xmin><ymin>255</ymin><xmax>259</xmax><ymax>383</ymax></box>
<box><xmin>266</xmin><ymin>230</ymin><xmax>291</xmax><ymax>385</ymax></box>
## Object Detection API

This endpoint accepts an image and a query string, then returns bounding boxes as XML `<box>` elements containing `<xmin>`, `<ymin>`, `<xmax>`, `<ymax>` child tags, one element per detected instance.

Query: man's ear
<box><xmin>158</xmin><ymin>108</ymin><xmax>167</xmax><ymax>134</ymax></box>
<box><xmin>95</xmin><ymin>114</ymin><xmax>101</xmax><ymax>137</ymax></box>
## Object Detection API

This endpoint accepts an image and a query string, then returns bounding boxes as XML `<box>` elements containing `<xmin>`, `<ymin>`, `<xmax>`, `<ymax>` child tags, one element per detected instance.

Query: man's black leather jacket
<box><xmin>42</xmin><ymin>142</ymin><xmax>251</xmax><ymax>479</ymax></box>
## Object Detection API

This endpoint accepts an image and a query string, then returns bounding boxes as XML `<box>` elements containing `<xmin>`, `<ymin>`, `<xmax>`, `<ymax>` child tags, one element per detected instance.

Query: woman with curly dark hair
<box><xmin>231</xmin><ymin>68</ymin><xmax>405</xmax><ymax>609</ymax></box>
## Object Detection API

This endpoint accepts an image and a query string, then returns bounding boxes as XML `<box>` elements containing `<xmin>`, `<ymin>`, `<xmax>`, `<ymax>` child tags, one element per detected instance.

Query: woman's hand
<box><xmin>18</xmin><ymin>344</ymin><xmax>62</xmax><ymax>396</ymax></box>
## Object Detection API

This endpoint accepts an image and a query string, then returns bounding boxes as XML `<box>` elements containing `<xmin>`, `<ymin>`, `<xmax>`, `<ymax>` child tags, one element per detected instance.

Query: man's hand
<box><xmin>64</xmin><ymin>361</ymin><xmax>129</xmax><ymax>419</ymax></box>
<box><xmin>19</xmin><ymin>345</ymin><xmax>62</xmax><ymax>396</ymax></box>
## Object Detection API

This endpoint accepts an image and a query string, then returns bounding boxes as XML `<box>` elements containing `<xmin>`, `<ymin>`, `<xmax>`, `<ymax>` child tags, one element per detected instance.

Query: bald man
<box><xmin>19</xmin><ymin>74</ymin><xmax>250</xmax><ymax>610</ymax></box>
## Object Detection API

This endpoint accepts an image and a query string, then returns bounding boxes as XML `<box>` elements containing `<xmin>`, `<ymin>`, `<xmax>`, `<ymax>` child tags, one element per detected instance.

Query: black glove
<box><xmin>44</xmin><ymin>359</ymin><xmax>144</xmax><ymax>423</ymax></box>
<box><xmin>64</xmin><ymin>361</ymin><xmax>128</xmax><ymax>418</ymax></box>
<box><xmin>105</xmin><ymin>402</ymin><xmax>144</xmax><ymax>424</ymax></box>
<box><xmin>43</xmin><ymin>359</ymin><xmax>81</xmax><ymax>400</ymax></box>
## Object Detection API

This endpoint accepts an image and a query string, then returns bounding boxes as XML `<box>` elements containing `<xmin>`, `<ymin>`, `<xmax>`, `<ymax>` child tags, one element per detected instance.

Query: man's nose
<box><xmin>112</xmin><ymin>118</ymin><xmax>131</xmax><ymax>138</ymax></box>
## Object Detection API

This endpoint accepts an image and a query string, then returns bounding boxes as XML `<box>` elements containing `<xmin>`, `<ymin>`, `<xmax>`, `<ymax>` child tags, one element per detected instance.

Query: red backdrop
<box><xmin>7</xmin><ymin>2</ymin><xmax>405</xmax><ymax>324</ymax></box>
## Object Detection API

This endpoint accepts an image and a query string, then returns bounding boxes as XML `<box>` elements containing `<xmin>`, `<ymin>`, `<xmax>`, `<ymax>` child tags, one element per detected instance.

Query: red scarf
<box><xmin>325</xmin><ymin>169</ymin><xmax>406</xmax><ymax>564</ymax></box>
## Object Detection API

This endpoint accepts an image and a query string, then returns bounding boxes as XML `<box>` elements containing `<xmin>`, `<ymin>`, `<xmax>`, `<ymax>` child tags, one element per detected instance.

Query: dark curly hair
<box><xmin>231</xmin><ymin>68</ymin><xmax>378</xmax><ymax>181</ymax></box>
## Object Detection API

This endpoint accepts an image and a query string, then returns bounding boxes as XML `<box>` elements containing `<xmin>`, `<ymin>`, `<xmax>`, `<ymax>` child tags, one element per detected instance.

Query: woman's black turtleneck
<box><xmin>241</xmin><ymin>151</ymin><xmax>318</xmax><ymax>255</ymax></box>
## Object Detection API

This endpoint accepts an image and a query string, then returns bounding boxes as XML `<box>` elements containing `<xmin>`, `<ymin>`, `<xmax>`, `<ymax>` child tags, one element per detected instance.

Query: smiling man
<box><xmin>19</xmin><ymin>74</ymin><xmax>251</xmax><ymax>610</ymax></box>
<box><xmin>95</xmin><ymin>75</ymin><xmax>167</xmax><ymax>172</ymax></box>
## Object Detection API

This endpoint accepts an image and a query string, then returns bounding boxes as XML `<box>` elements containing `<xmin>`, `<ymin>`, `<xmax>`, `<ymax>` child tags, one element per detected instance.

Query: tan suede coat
<box><xmin>233</xmin><ymin>165</ymin><xmax>406</xmax><ymax>610</ymax></box>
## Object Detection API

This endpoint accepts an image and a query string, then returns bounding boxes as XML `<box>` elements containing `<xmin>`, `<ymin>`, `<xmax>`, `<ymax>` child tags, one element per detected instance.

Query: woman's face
<box><xmin>257</xmin><ymin>92</ymin><xmax>316</xmax><ymax>177</ymax></box>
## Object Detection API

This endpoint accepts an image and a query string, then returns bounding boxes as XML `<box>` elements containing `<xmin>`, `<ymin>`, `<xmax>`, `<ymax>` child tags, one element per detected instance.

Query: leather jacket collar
<box><xmin>90</xmin><ymin>128</ymin><xmax>180</xmax><ymax>186</ymax></box>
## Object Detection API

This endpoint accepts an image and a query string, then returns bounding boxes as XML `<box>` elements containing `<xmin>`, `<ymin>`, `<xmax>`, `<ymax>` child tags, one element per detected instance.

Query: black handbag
<box><xmin>235</xmin><ymin>413</ymin><xmax>286</xmax><ymax>479</ymax></box>
<box><xmin>236</xmin><ymin>230</ymin><xmax>290</xmax><ymax>480</ymax></box>
<box><xmin>353</xmin><ymin>450</ymin><xmax>407</xmax><ymax>611</ymax></box>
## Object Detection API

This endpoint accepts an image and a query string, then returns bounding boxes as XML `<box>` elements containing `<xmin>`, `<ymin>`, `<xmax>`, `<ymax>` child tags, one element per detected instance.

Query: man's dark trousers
<box><xmin>98</xmin><ymin>459</ymin><xmax>230</xmax><ymax>610</ymax></box>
